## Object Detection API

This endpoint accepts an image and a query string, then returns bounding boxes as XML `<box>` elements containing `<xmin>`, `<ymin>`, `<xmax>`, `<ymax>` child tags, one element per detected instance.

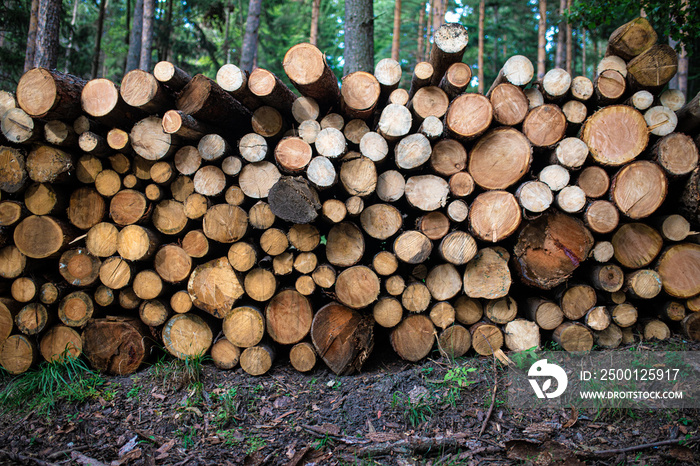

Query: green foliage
<box><xmin>211</xmin><ymin>386</ymin><xmax>240</xmax><ymax>428</ymax></box>
<box><xmin>0</xmin><ymin>354</ymin><xmax>105</xmax><ymax>415</ymax></box>
<box><xmin>391</xmin><ymin>390</ymin><xmax>433</xmax><ymax>427</ymax></box>
<box><xmin>439</xmin><ymin>365</ymin><xmax>477</xmax><ymax>406</ymax></box>
<box><xmin>510</xmin><ymin>347</ymin><xmax>539</xmax><ymax>371</ymax></box>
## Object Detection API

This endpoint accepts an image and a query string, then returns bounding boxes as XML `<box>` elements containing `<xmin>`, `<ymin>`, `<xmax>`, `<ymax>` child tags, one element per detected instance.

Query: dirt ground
<box><xmin>0</xmin><ymin>336</ymin><xmax>699</xmax><ymax>466</ymax></box>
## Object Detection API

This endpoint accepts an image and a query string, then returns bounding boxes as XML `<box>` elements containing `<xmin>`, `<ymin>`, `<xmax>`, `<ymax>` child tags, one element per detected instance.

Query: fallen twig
<box><xmin>0</xmin><ymin>449</ymin><xmax>57</xmax><ymax>466</ymax></box>
<box><xmin>478</xmin><ymin>330</ymin><xmax>498</xmax><ymax>438</ymax></box>
<box><xmin>581</xmin><ymin>436</ymin><xmax>700</xmax><ymax>457</ymax></box>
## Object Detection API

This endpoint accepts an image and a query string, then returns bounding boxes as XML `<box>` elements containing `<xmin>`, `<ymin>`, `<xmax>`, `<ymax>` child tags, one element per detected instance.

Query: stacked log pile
<box><xmin>0</xmin><ymin>17</ymin><xmax>699</xmax><ymax>377</ymax></box>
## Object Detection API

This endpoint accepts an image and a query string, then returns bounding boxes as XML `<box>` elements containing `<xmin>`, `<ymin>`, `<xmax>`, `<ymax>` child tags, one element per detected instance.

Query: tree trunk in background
<box><xmin>240</xmin><ymin>0</ymin><xmax>262</xmax><ymax>73</ymax></box>
<box><xmin>426</xmin><ymin>0</ymin><xmax>434</xmax><ymax>57</ymax></box>
<box><xmin>24</xmin><ymin>0</ymin><xmax>39</xmax><ymax>72</ymax></box>
<box><xmin>34</xmin><ymin>0</ymin><xmax>62</xmax><ymax>69</ymax></box>
<box><xmin>493</xmin><ymin>6</ymin><xmax>499</xmax><ymax>75</ymax></box>
<box><xmin>91</xmin><ymin>0</ymin><xmax>108</xmax><ymax>79</ymax></box>
<box><xmin>65</xmin><ymin>0</ymin><xmax>80</xmax><ymax>72</ymax></box>
<box><xmin>537</xmin><ymin>0</ymin><xmax>546</xmax><ymax>80</ymax></box>
<box><xmin>668</xmin><ymin>0</ymin><xmax>689</xmax><ymax>95</ymax></box>
<box><xmin>391</xmin><ymin>0</ymin><xmax>401</xmax><ymax>61</ymax></box>
<box><xmin>555</xmin><ymin>0</ymin><xmax>566</xmax><ymax>69</ymax></box>
<box><xmin>126</xmin><ymin>0</ymin><xmax>143</xmax><ymax>72</ymax></box>
<box><xmin>344</xmin><ymin>0</ymin><xmax>374</xmax><ymax>75</ymax></box>
<box><xmin>140</xmin><ymin>0</ymin><xmax>155</xmax><ymax>70</ymax></box>
<box><xmin>416</xmin><ymin>3</ymin><xmax>425</xmax><ymax>62</ymax></box>
<box><xmin>566</xmin><ymin>0</ymin><xmax>572</xmax><ymax>75</ymax></box>
<box><xmin>477</xmin><ymin>0</ymin><xmax>484</xmax><ymax>93</ymax></box>
<box><xmin>159</xmin><ymin>0</ymin><xmax>174</xmax><ymax>62</ymax></box>
<box><xmin>310</xmin><ymin>0</ymin><xmax>321</xmax><ymax>46</ymax></box>
<box><xmin>431</xmin><ymin>0</ymin><xmax>443</xmax><ymax>34</ymax></box>
<box><xmin>581</xmin><ymin>28</ymin><xmax>586</xmax><ymax>76</ymax></box>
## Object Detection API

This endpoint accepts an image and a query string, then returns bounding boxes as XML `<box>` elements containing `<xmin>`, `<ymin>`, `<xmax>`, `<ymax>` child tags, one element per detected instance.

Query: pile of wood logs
<box><xmin>0</xmin><ymin>17</ymin><xmax>699</xmax><ymax>377</ymax></box>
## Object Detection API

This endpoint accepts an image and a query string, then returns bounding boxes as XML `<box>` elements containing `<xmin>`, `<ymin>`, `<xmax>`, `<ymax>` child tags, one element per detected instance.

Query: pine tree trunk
<box><xmin>24</xmin><ymin>0</ymin><xmax>40</xmax><ymax>72</ymax></box>
<box><xmin>310</xmin><ymin>0</ymin><xmax>321</xmax><ymax>46</ymax></box>
<box><xmin>344</xmin><ymin>0</ymin><xmax>374</xmax><ymax>74</ymax></box>
<box><xmin>140</xmin><ymin>0</ymin><xmax>155</xmax><ymax>70</ymax></box>
<box><xmin>416</xmin><ymin>3</ymin><xmax>425</xmax><ymax>62</ymax></box>
<box><xmin>555</xmin><ymin>0</ymin><xmax>566</xmax><ymax>68</ymax></box>
<box><xmin>565</xmin><ymin>0</ymin><xmax>572</xmax><ymax>75</ymax></box>
<box><xmin>240</xmin><ymin>0</ymin><xmax>262</xmax><ymax>73</ymax></box>
<box><xmin>537</xmin><ymin>0</ymin><xmax>547</xmax><ymax>80</ymax></box>
<box><xmin>391</xmin><ymin>0</ymin><xmax>401</xmax><ymax>61</ymax></box>
<box><xmin>477</xmin><ymin>0</ymin><xmax>484</xmax><ymax>93</ymax></box>
<box><xmin>64</xmin><ymin>0</ymin><xmax>79</xmax><ymax>72</ymax></box>
<box><xmin>91</xmin><ymin>0</ymin><xmax>108</xmax><ymax>78</ymax></box>
<box><xmin>34</xmin><ymin>0</ymin><xmax>62</xmax><ymax>69</ymax></box>
<box><xmin>126</xmin><ymin>0</ymin><xmax>143</xmax><ymax>72</ymax></box>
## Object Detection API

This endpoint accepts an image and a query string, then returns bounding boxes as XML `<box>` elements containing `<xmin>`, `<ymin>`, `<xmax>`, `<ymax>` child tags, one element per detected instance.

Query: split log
<box><xmin>162</xmin><ymin>313</ymin><xmax>213</xmax><ymax>359</ymax></box>
<box><xmin>187</xmin><ymin>257</ymin><xmax>244</xmax><ymax>318</ymax></box>
<box><xmin>391</xmin><ymin>314</ymin><xmax>435</xmax><ymax>361</ymax></box>
<box><xmin>469</xmin><ymin>127</ymin><xmax>531</xmax><ymax>190</ymax></box>
<box><xmin>311</xmin><ymin>302</ymin><xmax>374</xmax><ymax>375</ymax></box>
<box><xmin>513</xmin><ymin>211</ymin><xmax>594</xmax><ymax>289</ymax></box>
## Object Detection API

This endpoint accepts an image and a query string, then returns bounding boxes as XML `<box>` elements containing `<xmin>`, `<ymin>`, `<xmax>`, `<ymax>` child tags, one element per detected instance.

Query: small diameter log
<box><xmin>661</xmin><ymin>301</ymin><xmax>686</xmax><ymax>322</ymax></box>
<box><xmin>558</xmin><ymin>284</ymin><xmax>597</xmax><ymax>320</ymax></box>
<box><xmin>59</xmin><ymin>248</ymin><xmax>101</xmax><ymax>287</ymax></box>
<box><xmin>374</xmin><ymin>58</ymin><xmax>402</xmax><ymax>98</ymax></box>
<box><xmin>162</xmin><ymin>111</ymin><xmax>213</xmax><ymax>141</ymax></box>
<box><xmin>266</xmin><ymin>290</ymin><xmax>313</xmax><ymax>345</ymax></box>
<box><xmin>577</xmin><ymin>166</ymin><xmax>610</xmax><ymax>199</ymax></box>
<box><xmin>339</xmin><ymin>153</ymin><xmax>377</xmax><ymax>197</ymax></box>
<box><xmin>14</xmin><ymin>215</ymin><xmax>73</xmax><ymax>259</ymax></box>
<box><xmin>656</xmin><ymin>215</ymin><xmax>691</xmax><ymax>242</ymax></box>
<box><xmin>445</xmin><ymin>94</ymin><xmax>492</xmax><ymax>141</ymax></box>
<box><xmin>268</xmin><ymin>176</ymin><xmax>321</xmax><ymax>224</ymax></box>
<box><xmin>591</xmin><ymin>241</ymin><xmax>615</xmax><ymax>263</ymax></box>
<box><xmin>289</xmin><ymin>341</ymin><xmax>317</xmax><ymax>372</ymax></box>
<box><xmin>627</xmin><ymin>90</ymin><xmax>654</xmax><ymax>111</ymax></box>
<box><xmin>625</xmin><ymin>269</ymin><xmax>662</xmax><ymax>299</ymax></box>
<box><xmin>643</xmin><ymin>319</ymin><xmax>671</xmax><ymax>341</ymax></box>
<box><xmin>153</xmin><ymin>199</ymin><xmax>188</xmax><ymax>236</ymax></box>
<box><xmin>240</xmin><ymin>345</ymin><xmax>276</xmax><ymax>376</ymax></box>
<box><xmin>470</xmin><ymin>322</ymin><xmax>504</xmax><ymax>356</ymax></box>
<box><xmin>209</xmin><ymin>337</ymin><xmax>240</xmax><ymax>370</ymax></box>
<box><xmin>44</xmin><ymin>120</ymin><xmax>77</xmax><ymax>147</ymax></box>
<box><xmin>0</xmin><ymin>335</ymin><xmax>37</xmax><ymax>374</ymax></box>
<box><xmin>627</xmin><ymin>44</ymin><xmax>678</xmax><ymax>90</ymax></box>
<box><xmin>2</xmin><ymin>108</ymin><xmax>40</xmax><ymax>144</ymax></box>
<box><xmin>611</xmin><ymin>161</ymin><xmax>667</xmax><ymax>219</ymax></box>
<box><xmin>117</xmin><ymin>225</ymin><xmax>158</xmax><ymax>261</ymax></box>
<box><xmin>570</xmin><ymin>76</ymin><xmax>593</xmax><ymax>101</ymax></box>
<box><xmin>440</xmin><ymin>62</ymin><xmax>471</xmax><ymax>99</ymax></box>
<box><xmin>238</xmin><ymin>133</ymin><xmax>268</xmax><ymax>164</ymax></box>
<box><xmin>187</xmin><ymin>257</ymin><xmax>244</xmax><ymax>318</ymax></box>
<box><xmin>489</xmin><ymin>83</ymin><xmax>529</xmax><ymax>126</ymax></box>
<box><xmin>425</xmin><ymin>264</ymin><xmax>462</xmax><ymax>302</ymax></box>
<box><xmin>239</xmin><ymin>161</ymin><xmax>281</xmax><ymax>200</ymax></box>
<box><xmin>522</xmin><ymin>104</ymin><xmax>566</xmax><ymax>148</ymax></box>
<box><xmin>653</xmin><ymin>133</ymin><xmax>698</xmax><ymax>178</ymax></box>
<box><xmin>516</xmin><ymin>180</ymin><xmax>553</xmax><ymax>213</ymax></box>
<box><xmin>644</xmin><ymin>106</ymin><xmax>677</xmax><ymax>137</ymax></box>
<box><xmin>193</xmin><ymin>166</ymin><xmax>226</xmax><ymax>197</ymax></box>
<box><xmin>94</xmin><ymin>286</ymin><xmax>114</xmax><ymax>307</ymax></box>
<box><xmin>17</xmin><ymin>68</ymin><xmax>85</xmax><ymax>121</ymax></box>
<box><xmin>311</xmin><ymin>302</ymin><xmax>374</xmax><ymax>375</ymax></box>
<box><xmin>447</xmin><ymin>200</ymin><xmax>469</xmax><ymax>223</ymax></box>
<box><xmin>542</xmin><ymin>68</ymin><xmax>572</xmax><ymax>101</ymax></box>
<box><xmin>594</xmin><ymin>69</ymin><xmax>626</xmax><ymax>105</ymax></box>
<box><xmin>132</xmin><ymin>269</ymin><xmax>163</xmax><ymax>300</ymax></box>
<box><xmin>162</xmin><ymin>313</ymin><xmax>213</xmax><ymax>360</ymax></box>
<box><xmin>222</xmin><ymin>156</ymin><xmax>242</xmax><ymax>177</ymax></box>
<box><xmin>15</xmin><ymin>303</ymin><xmax>50</xmax><ymax>335</ymax></box>
<box><xmin>584</xmin><ymin>200</ymin><xmax>619</xmax><ymax>235</ymax></box>
<box><xmin>26</xmin><ymin>145</ymin><xmax>73</xmax><ymax>184</ymax></box>
<box><xmin>452</xmin><ymin>297</ymin><xmax>482</xmax><ymax>326</ymax></box>
<box><xmin>228</xmin><ymin>242</ymin><xmax>257</xmax><ymax>273</ymax></box>
<box><xmin>106</xmin><ymin>128</ymin><xmax>131</xmax><ymax>152</ymax></box>
<box><xmin>248</xmin><ymin>201</ymin><xmax>276</xmax><ymax>230</ymax></box>
<box><xmin>312</xmin><ymin>263</ymin><xmax>336</xmax><ymax>289</ymax></box>
<box><xmin>202</xmin><ymin>204</ymin><xmax>248</xmax><ymax>243</ymax></box>
<box><xmin>176</xmin><ymin>74</ymin><xmax>250</xmax><ymax>124</ymax></box>
<box><xmin>657</xmin><ymin>243</ymin><xmax>700</xmax><ymax>298</ymax></box>
<box><xmin>0</xmin><ymin>146</ymin><xmax>27</xmax><ymax>194</ymax></box>
<box><xmin>131</xmin><ymin>116</ymin><xmax>179</xmax><ymax>161</ymax></box>
<box><xmin>316</xmin><ymin>128</ymin><xmax>347</xmax><ymax>160</ymax></box>
<box><xmin>404</xmin><ymin>175</ymin><xmax>449</xmax><ymax>212</ymax></box>
<box><xmin>248</xmin><ymin>68</ymin><xmax>296</xmax><ymax>115</ymax></box>
<box><xmin>345</xmin><ymin>119</ymin><xmax>370</xmax><ymax>145</ymax></box>
<box><xmin>154</xmin><ymin>61</ymin><xmax>191</xmax><ymax>91</ymax></box>
<box><xmin>469</xmin><ymin>191</ymin><xmax>521</xmax><ymax>242</ymax></box>
<box><xmin>393</xmin><ymin>134</ymin><xmax>431</xmax><ymax>172</ymax></box>
<box><xmin>110</xmin><ymin>189</ymin><xmax>148</xmax><ymax>226</ymax></box>
<box><xmin>590</xmin><ymin>264</ymin><xmax>625</xmax><ymax>293</ymax></box>
<box><xmin>487</xmin><ymin>55</ymin><xmax>534</xmax><ymax>94</ymax></box>
<box><xmin>99</xmin><ymin>256</ymin><xmax>131</xmax><ymax>289</ymax></box>
<box><xmin>562</xmin><ymin>100</ymin><xmax>588</xmax><ymax>126</ymax></box>
<box><xmin>372</xmin><ymin>251</ymin><xmax>398</xmax><ymax>277</ymax></box>
<box><xmin>198</xmin><ymin>134</ymin><xmax>230</xmax><ymax>162</ymax></box>
<box><xmin>321</xmin><ymin>113</ymin><xmax>344</xmax><ymax>130</ymax></box>
<box><xmin>595</xmin><ymin>323</ymin><xmax>623</xmax><ymax>349</ymax></box>
<box><xmin>389</xmin><ymin>89</ymin><xmax>409</xmax><ymax>106</ymax></box>
<box><xmin>582</xmin><ymin>105</ymin><xmax>648</xmax><ymax>166</ymax></box>
<box><xmin>244</xmin><ymin>268</ymin><xmax>277</xmax><ymax>301</ymax></box>
<box><xmin>181</xmin><ymin>229</ymin><xmax>208</xmax><ymax>259</ymax></box>
<box><xmin>525</xmin><ymin>297</ymin><xmax>564</xmax><ymax>330</ymax></box>
<box><xmin>393</xmin><ymin>230</ymin><xmax>432</xmax><ymax>265</ymax></box>
<box><xmin>223</xmin><ymin>306</ymin><xmax>265</xmax><ymax>348</ymax></box>
<box><xmin>274</xmin><ymin>137</ymin><xmax>312</xmax><ymax>174</ymax></box>
<box><xmin>307</xmin><ymin>156</ymin><xmax>337</xmax><ymax>189</ymax></box>
<box><xmin>40</xmin><ymin>325</ymin><xmax>82</xmax><ymax>362</ymax></box>
<box><xmin>408</xmin><ymin>62</ymin><xmax>433</xmax><ymax>98</ymax></box>
<box><xmin>0</xmin><ymin>201</ymin><xmax>23</xmax><ymax>226</ymax></box>
<box><xmin>409</xmin><ymin>86</ymin><xmax>449</xmax><ymax>121</ymax></box>
<box><xmin>359</xmin><ymin>203</ymin><xmax>402</xmax><ymax>240</ymax></box>
<box><xmin>659</xmin><ymin>89</ymin><xmax>685</xmax><ymax>111</ymax></box>
<box><xmin>294</xmin><ymin>253</ymin><xmax>317</xmax><ymax>274</ymax></box>
<box><xmin>82</xmin><ymin>318</ymin><xmax>150</xmax><ymax>375</ymax></box>
<box><xmin>292</xmin><ymin>97</ymin><xmax>320</xmax><ymax>124</ymax></box>
<box><xmin>0</xmin><ymin>299</ymin><xmax>20</xmax><ymax>342</ymax></box>
<box><xmin>402</xmin><ymin>281</ymin><xmax>431</xmax><ymax>313</ymax></box>
<box><xmin>556</xmin><ymin>185</ymin><xmax>587</xmax><ymax>214</ymax></box>
<box><xmin>11</xmin><ymin>277</ymin><xmax>39</xmax><ymax>303</ymax></box>
<box><xmin>0</xmin><ymin>246</ymin><xmax>26</xmax><ymax>280</ymax></box>
<box><xmin>391</xmin><ymin>314</ymin><xmax>435</xmax><ymax>361</ymax></box>
<box><xmin>419</xmin><ymin>116</ymin><xmax>443</xmax><ymax>140</ymax></box>
<box><xmin>81</xmin><ymin>78</ymin><xmax>146</xmax><ymax>127</ymax></box>
<box><xmin>377</xmin><ymin>103</ymin><xmax>412</xmax><ymax>141</ymax></box>
<box><xmin>287</xmin><ymin>224</ymin><xmax>320</xmax><ymax>253</ymax></box>
<box><xmin>373</xmin><ymin>297</ymin><xmax>403</xmax><ymax>328</ymax></box>
<box><xmin>86</xmin><ymin>222</ymin><xmax>118</xmax><ymax>258</ymax></box>
<box><xmin>463</xmin><ymin>248</ymin><xmax>511</xmax><ymax>299</ymax></box>
<box><xmin>215</xmin><ymin>64</ymin><xmax>260</xmax><ymax>110</ymax></box>
<box><xmin>376</xmin><ymin>170</ymin><xmax>405</xmax><ymax>202</ymax></box>
<box><xmin>504</xmin><ymin>319</ymin><xmax>540</xmax><ymax>352</ymax></box>
<box><xmin>418</xmin><ymin>212</ymin><xmax>450</xmax><ymax>240</ymax></box>
<box><xmin>75</xmin><ymin>154</ymin><xmax>102</xmax><ymax>184</ymax></box>
<box><xmin>68</xmin><ymin>186</ymin><xmax>105</xmax><ymax>230</ymax></box>
<box><xmin>429</xmin><ymin>23</ymin><xmax>469</xmax><ymax>86</ymax></box>
<box><xmin>438</xmin><ymin>325</ymin><xmax>471</xmax><ymax>359</ymax></box>
<box><xmin>469</xmin><ymin>127</ymin><xmax>531</xmax><ymax>190</ymax></box>
<box><xmin>606</xmin><ymin>17</ymin><xmax>657</xmax><ymax>60</ymax></box>
<box><xmin>682</xmin><ymin>313</ymin><xmax>700</xmax><ymax>341</ymax></box>
<box><xmin>485</xmin><ymin>296</ymin><xmax>518</xmax><ymax>324</ymax></box>
<box><xmin>439</xmin><ymin>231</ymin><xmax>478</xmax><ymax>266</ymax></box>
<box><xmin>552</xmin><ymin>322</ymin><xmax>594</xmax><ymax>352</ymax></box>
<box><xmin>335</xmin><ymin>266</ymin><xmax>380</xmax><ymax>309</ymax></box>
<box><xmin>120</xmin><ymin>69</ymin><xmax>170</xmax><ymax>114</ymax></box>
<box><xmin>513</xmin><ymin>211</ymin><xmax>594</xmax><ymax>290</ymax></box>
<box><xmin>95</xmin><ymin>170</ymin><xmax>122</xmax><ymax>198</ymax></box>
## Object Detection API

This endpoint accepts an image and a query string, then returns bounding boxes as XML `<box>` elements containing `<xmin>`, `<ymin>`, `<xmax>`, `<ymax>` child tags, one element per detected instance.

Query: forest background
<box><xmin>0</xmin><ymin>0</ymin><xmax>698</xmax><ymax>112</ymax></box>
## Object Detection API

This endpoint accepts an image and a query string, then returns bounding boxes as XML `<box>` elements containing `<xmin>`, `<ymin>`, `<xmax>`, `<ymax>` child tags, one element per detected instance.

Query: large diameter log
<box><xmin>522</xmin><ymin>104</ymin><xmax>566</xmax><ymax>147</ymax></box>
<box><xmin>627</xmin><ymin>44</ymin><xmax>678</xmax><ymax>90</ymax></box>
<box><xmin>0</xmin><ymin>334</ymin><xmax>37</xmax><ymax>375</ymax></box>
<box><xmin>463</xmin><ymin>247</ymin><xmax>511</xmax><ymax>299</ymax></box>
<box><xmin>489</xmin><ymin>83</ymin><xmax>529</xmax><ymax>126</ymax></box>
<box><xmin>131</xmin><ymin>116</ymin><xmax>179</xmax><ymax>161</ymax></box>
<box><xmin>428</xmin><ymin>23</ymin><xmax>468</xmax><ymax>86</ymax></box>
<box><xmin>176</xmin><ymin>74</ymin><xmax>250</xmax><ymax>124</ymax></box>
<box><xmin>26</xmin><ymin>145</ymin><xmax>73</xmax><ymax>184</ymax></box>
<box><xmin>248</xmin><ymin>68</ymin><xmax>296</xmax><ymax>115</ymax></box>
<box><xmin>81</xmin><ymin>78</ymin><xmax>146</xmax><ymax>127</ymax></box>
<box><xmin>581</xmin><ymin>105</ymin><xmax>648</xmax><ymax>166</ymax></box>
<box><xmin>469</xmin><ymin>191</ymin><xmax>521</xmax><ymax>242</ymax></box>
<box><xmin>469</xmin><ymin>128</ymin><xmax>531</xmax><ymax>190</ymax></box>
<box><xmin>14</xmin><ymin>215</ymin><xmax>73</xmax><ymax>259</ymax></box>
<box><xmin>82</xmin><ymin>318</ymin><xmax>150</xmax><ymax>375</ymax></box>
<box><xmin>283</xmin><ymin>43</ymin><xmax>340</xmax><ymax>109</ymax></box>
<box><xmin>611</xmin><ymin>161</ymin><xmax>667</xmax><ymax>219</ymax></box>
<box><xmin>405</xmin><ymin>175</ymin><xmax>449</xmax><ymax>211</ymax></box>
<box><xmin>238</xmin><ymin>161</ymin><xmax>281</xmax><ymax>199</ymax></box>
<box><xmin>268</xmin><ymin>176</ymin><xmax>321</xmax><ymax>224</ymax></box>
<box><xmin>211</xmin><ymin>338</ymin><xmax>241</xmax><ymax>370</ymax></box>
<box><xmin>553</xmin><ymin>322</ymin><xmax>594</xmax><ymax>352</ymax></box>
<box><xmin>187</xmin><ymin>257</ymin><xmax>244</xmax><ymax>318</ymax></box>
<box><xmin>335</xmin><ymin>266</ymin><xmax>380</xmax><ymax>309</ymax></box>
<box><xmin>504</xmin><ymin>319</ymin><xmax>540</xmax><ymax>351</ymax></box>
<box><xmin>40</xmin><ymin>325</ymin><xmax>82</xmax><ymax>362</ymax></box>
<box><xmin>612</xmin><ymin>223</ymin><xmax>663</xmax><ymax>269</ymax></box>
<box><xmin>391</xmin><ymin>314</ymin><xmax>435</xmax><ymax>362</ymax></box>
<box><xmin>223</xmin><ymin>306</ymin><xmax>265</xmax><ymax>348</ymax></box>
<box><xmin>202</xmin><ymin>204</ymin><xmax>248</xmax><ymax>243</ymax></box>
<box><xmin>265</xmin><ymin>290</ymin><xmax>314</xmax><ymax>345</ymax></box>
<box><xmin>162</xmin><ymin>314</ymin><xmax>213</xmax><ymax>359</ymax></box>
<box><xmin>445</xmin><ymin>94</ymin><xmax>492</xmax><ymax>140</ymax></box>
<box><xmin>17</xmin><ymin>68</ymin><xmax>85</xmax><ymax>121</ymax></box>
<box><xmin>513</xmin><ymin>211</ymin><xmax>594</xmax><ymax>289</ymax></box>
<box><xmin>340</xmin><ymin>72</ymin><xmax>381</xmax><ymax>120</ymax></box>
<box><xmin>606</xmin><ymin>17</ymin><xmax>657</xmax><ymax>60</ymax></box>
<box><xmin>120</xmin><ymin>69</ymin><xmax>170</xmax><ymax>114</ymax></box>
<box><xmin>657</xmin><ymin>243</ymin><xmax>700</xmax><ymax>298</ymax></box>
<box><xmin>652</xmin><ymin>133</ymin><xmax>698</xmax><ymax>178</ymax></box>
<box><xmin>311</xmin><ymin>302</ymin><xmax>374</xmax><ymax>375</ymax></box>
<box><xmin>0</xmin><ymin>146</ymin><xmax>27</xmax><ymax>194</ymax></box>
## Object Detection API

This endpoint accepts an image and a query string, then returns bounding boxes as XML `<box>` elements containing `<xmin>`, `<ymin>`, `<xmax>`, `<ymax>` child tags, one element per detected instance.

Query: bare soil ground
<box><xmin>0</xmin><ymin>337</ymin><xmax>699</xmax><ymax>466</ymax></box>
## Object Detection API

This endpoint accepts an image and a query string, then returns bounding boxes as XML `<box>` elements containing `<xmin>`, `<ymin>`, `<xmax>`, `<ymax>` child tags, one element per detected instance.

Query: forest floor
<box><xmin>0</xmin><ymin>337</ymin><xmax>699</xmax><ymax>466</ymax></box>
